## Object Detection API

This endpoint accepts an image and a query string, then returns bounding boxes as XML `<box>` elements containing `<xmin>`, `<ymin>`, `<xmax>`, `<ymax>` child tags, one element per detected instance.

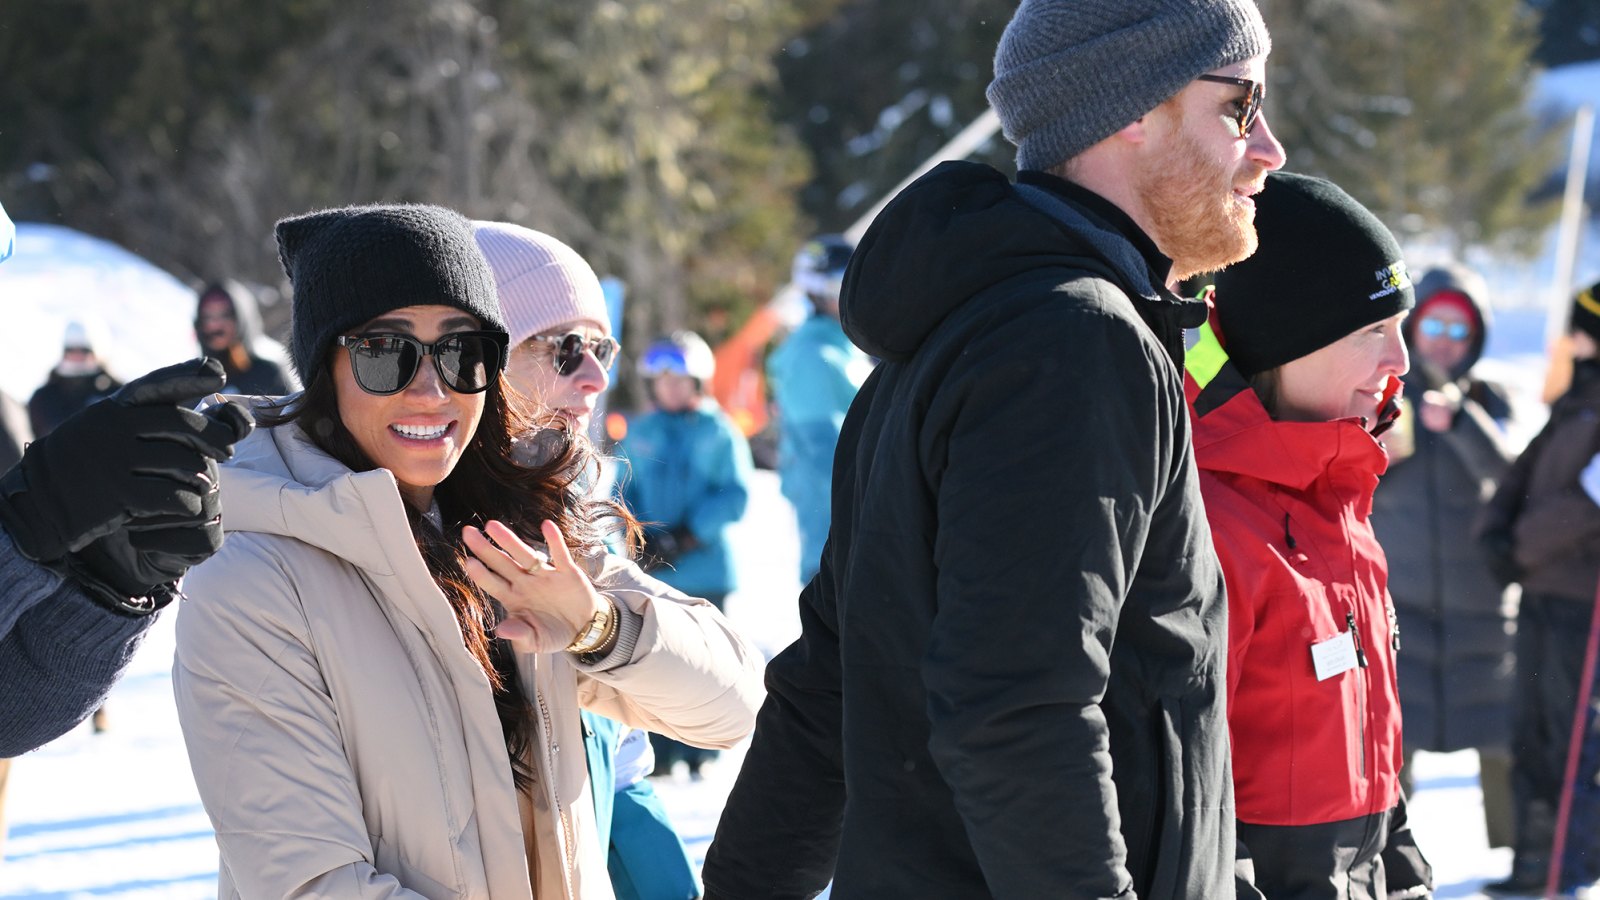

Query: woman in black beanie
<box><xmin>170</xmin><ymin>203</ymin><xmax>763</xmax><ymax>899</ymax></box>
<box><xmin>1183</xmin><ymin>172</ymin><xmax>1432</xmax><ymax>900</ymax></box>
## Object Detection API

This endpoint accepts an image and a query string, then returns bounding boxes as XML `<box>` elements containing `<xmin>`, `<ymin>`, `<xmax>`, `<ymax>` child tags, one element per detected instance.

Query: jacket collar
<box><xmin>1016</xmin><ymin>170</ymin><xmax>1173</xmax><ymax>288</ymax></box>
<box><xmin>1185</xmin><ymin>315</ymin><xmax>1391</xmax><ymax>496</ymax></box>
<box><xmin>217</xmin><ymin>404</ymin><xmax>412</xmax><ymax>576</ymax></box>
<box><xmin>1011</xmin><ymin>178</ymin><xmax>1207</xmax><ymax>364</ymax></box>
<box><xmin>840</xmin><ymin>160</ymin><xmax>1208</xmax><ymax>365</ymax></box>
<box><xmin>207</xmin><ymin>397</ymin><xmax>483</xmax><ymax>671</ymax></box>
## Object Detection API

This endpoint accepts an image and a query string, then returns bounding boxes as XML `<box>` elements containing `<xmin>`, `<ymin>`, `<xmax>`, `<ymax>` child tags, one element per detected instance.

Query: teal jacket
<box><xmin>617</xmin><ymin>400</ymin><xmax>752</xmax><ymax>596</ymax></box>
<box><xmin>767</xmin><ymin>315</ymin><xmax>870</xmax><ymax>580</ymax></box>
<box><xmin>582</xmin><ymin>712</ymin><xmax>700</xmax><ymax>900</ymax></box>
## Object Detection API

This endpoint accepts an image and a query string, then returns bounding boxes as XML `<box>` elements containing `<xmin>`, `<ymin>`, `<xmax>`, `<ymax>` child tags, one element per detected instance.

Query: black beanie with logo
<box><xmin>275</xmin><ymin>203</ymin><xmax>506</xmax><ymax>385</ymax></box>
<box><xmin>1573</xmin><ymin>281</ymin><xmax>1600</xmax><ymax>344</ymax></box>
<box><xmin>1211</xmin><ymin>172</ymin><xmax>1415</xmax><ymax>377</ymax></box>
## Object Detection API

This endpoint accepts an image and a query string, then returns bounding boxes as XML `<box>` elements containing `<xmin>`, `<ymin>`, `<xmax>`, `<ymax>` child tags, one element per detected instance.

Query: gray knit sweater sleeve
<box><xmin>0</xmin><ymin>527</ymin><xmax>156</xmax><ymax>755</ymax></box>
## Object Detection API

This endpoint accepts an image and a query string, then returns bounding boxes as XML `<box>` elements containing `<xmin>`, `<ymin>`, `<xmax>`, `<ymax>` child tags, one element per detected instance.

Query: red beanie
<box><xmin>1416</xmin><ymin>290</ymin><xmax>1477</xmax><ymax>324</ymax></box>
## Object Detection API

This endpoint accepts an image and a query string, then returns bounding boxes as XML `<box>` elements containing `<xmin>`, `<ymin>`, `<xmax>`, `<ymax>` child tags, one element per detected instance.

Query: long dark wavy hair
<box><xmin>261</xmin><ymin>353</ymin><xmax>637</xmax><ymax>791</ymax></box>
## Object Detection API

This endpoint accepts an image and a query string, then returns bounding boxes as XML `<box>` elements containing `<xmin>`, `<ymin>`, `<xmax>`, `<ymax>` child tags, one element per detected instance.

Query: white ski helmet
<box><xmin>791</xmin><ymin>234</ymin><xmax>854</xmax><ymax>303</ymax></box>
<box><xmin>638</xmin><ymin>330</ymin><xmax>716</xmax><ymax>384</ymax></box>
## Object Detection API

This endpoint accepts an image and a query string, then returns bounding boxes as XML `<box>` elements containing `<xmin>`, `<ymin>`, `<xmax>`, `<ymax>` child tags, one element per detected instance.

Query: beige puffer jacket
<box><xmin>173</xmin><ymin>420</ymin><xmax>764</xmax><ymax>899</ymax></box>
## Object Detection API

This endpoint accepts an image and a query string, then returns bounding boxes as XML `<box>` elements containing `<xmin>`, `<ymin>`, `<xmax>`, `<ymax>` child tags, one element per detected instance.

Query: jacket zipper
<box><xmin>1347</xmin><ymin>611</ymin><xmax>1369</xmax><ymax>780</ymax></box>
<box><xmin>534</xmin><ymin>679</ymin><xmax>578</xmax><ymax>900</ymax></box>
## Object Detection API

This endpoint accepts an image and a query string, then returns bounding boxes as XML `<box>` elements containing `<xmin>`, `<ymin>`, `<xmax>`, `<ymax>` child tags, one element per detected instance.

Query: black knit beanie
<box><xmin>275</xmin><ymin>203</ymin><xmax>506</xmax><ymax>384</ymax></box>
<box><xmin>1212</xmin><ymin>172</ymin><xmax>1415</xmax><ymax>377</ymax></box>
<box><xmin>1573</xmin><ymin>282</ymin><xmax>1600</xmax><ymax>344</ymax></box>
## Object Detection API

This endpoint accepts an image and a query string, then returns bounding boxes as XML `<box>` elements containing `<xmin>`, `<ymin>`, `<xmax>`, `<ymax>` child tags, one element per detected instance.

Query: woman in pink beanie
<box><xmin>473</xmin><ymin>221</ymin><xmax>705</xmax><ymax>900</ymax></box>
<box><xmin>473</xmin><ymin>221</ymin><xmax>619</xmax><ymax>439</ymax></box>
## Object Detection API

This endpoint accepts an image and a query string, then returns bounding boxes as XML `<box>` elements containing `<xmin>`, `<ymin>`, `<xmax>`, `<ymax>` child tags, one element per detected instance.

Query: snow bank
<box><xmin>0</xmin><ymin>224</ymin><xmax>198</xmax><ymax>404</ymax></box>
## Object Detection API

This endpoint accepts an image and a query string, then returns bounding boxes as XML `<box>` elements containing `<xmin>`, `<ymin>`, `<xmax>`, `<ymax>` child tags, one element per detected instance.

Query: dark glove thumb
<box><xmin>201</xmin><ymin>397</ymin><xmax>255</xmax><ymax>448</ymax></box>
<box><xmin>113</xmin><ymin>358</ymin><xmax>227</xmax><ymax>408</ymax></box>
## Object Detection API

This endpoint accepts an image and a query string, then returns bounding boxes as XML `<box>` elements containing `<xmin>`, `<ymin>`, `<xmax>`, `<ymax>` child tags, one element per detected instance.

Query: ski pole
<box><xmin>1547</xmin><ymin>575</ymin><xmax>1600</xmax><ymax>898</ymax></box>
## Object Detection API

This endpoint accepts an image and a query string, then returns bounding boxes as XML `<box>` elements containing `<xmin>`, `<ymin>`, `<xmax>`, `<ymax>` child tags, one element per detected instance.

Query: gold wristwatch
<box><xmin>565</xmin><ymin>598</ymin><xmax>618</xmax><ymax>655</ymax></box>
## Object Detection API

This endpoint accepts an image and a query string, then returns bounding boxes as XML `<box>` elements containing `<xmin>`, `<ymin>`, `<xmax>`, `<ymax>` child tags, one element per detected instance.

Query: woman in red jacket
<box><xmin>1186</xmin><ymin>172</ymin><xmax>1431</xmax><ymax>900</ymax></box>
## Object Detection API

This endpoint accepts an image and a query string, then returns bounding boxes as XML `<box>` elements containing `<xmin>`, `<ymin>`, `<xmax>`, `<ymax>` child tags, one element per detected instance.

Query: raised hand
<box><xmin>463</xmin><ymin>519</ymin><xmax>610</xmax><ymax>655</ymax></box>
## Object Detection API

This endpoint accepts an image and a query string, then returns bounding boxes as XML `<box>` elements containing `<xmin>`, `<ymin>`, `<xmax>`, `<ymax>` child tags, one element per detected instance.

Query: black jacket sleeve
<box><xmin>917</xmin><ymin>298</ymin><xmax>1171</xmax><ymax>897</ymax></box>
<box><xmin>702</xmin><ymin>370</ymin><xmax>870</xmax><ymax>899</ymax></box>
<box><xmin>1438</xmin><ymin>395</ymin><xmax>1513</xmax><ymax>488</ymax></box>
<box><xmin>702</xmin><ymin>535</ymin><xmax>846</xmax><ymax>900</ymax></box>
<box><xmin>1477</xmin><ymin>420</ymin><xmax>1546</xmax><ymax>589</ymax></box>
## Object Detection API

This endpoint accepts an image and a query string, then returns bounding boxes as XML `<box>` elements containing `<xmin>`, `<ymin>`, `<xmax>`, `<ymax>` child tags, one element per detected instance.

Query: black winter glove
<box><xmin>0</xmin><ymin>358</ymin><xmax>253</xmax><ymax>610</ymax></box>
<box><xmin>1480</xmin><ymin>530</ymin><xmax>1522</xmax><ymax>590</ymax></box>
<box><xmin>639</xmin><ymin>524</ymin><xmax>697</xmax><ymax>572</ymax></box>
<box><xmin>68</xmin><ymin>476</ymin><xmax>225</xmax><ymax>610</ymax></box>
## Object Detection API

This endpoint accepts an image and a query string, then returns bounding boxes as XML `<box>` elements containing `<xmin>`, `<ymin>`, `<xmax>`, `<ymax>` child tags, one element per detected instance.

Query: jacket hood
<box><xmin>198</xmin><ymin>279</ymin><xmax>268</xmax><ymax>348</ymax></box>
<box><xmin>1406</xmin><ymin>264</ymin><xmax>1492</xmax><ymax>382</ymax></box>
<box><xmin>840</xmin><ymin>160</ymin><xmax>1166</xmax><ymax>362</ymax></box>
<box><xmin>1186</xmin><ymin>315</ymin><xmax>1391</xmax><ymax>500</ymax></box>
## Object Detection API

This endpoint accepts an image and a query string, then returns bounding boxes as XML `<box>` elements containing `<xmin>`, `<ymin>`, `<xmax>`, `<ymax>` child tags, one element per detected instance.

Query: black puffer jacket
<box><xmin>703</xmin><ymin>162</ymin><xmax>1234</xmax><ymax>899</ymax></box>
<box><xmin>1370</xmin><ymin>267</ymin><xmax>1515</xmax><ymax>753</ymax></box>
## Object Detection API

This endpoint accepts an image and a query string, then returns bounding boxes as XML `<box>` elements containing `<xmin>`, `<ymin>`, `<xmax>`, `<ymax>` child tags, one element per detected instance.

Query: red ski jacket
<box><xmin>1186</xmin><ymin>320</ymin><xmax>1403</xmax><ymax>828</ymax></box>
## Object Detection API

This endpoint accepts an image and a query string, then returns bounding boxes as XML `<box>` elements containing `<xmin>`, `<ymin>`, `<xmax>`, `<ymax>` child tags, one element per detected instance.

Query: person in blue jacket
<box><xmin>619</xmin><ymin>330</ymin><xmax>753</xmax><ymax>777</ymax></box>
<box><xmin>767</xmin><ymin>235</ymin><xmax>872</xmax><ymax>583</ymax></box>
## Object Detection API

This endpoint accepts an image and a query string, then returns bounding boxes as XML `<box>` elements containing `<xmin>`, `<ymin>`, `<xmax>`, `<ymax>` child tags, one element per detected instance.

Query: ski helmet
<box><xmin>638</xmin><ymin>330</ymin><xmax>716</xmax><ymax>384</ymax></box>
<box><xmin>792</xmin><ymin>234</ymin><xmax>854</xmax><ymax>303</ymax></box>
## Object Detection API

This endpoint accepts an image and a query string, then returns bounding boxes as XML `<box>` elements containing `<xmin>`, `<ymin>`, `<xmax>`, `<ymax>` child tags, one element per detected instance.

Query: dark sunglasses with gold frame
<box><xmin>1195</xmin><ymin>73</ymin><xmax>1264</xmax><ymax>139</ymax></box>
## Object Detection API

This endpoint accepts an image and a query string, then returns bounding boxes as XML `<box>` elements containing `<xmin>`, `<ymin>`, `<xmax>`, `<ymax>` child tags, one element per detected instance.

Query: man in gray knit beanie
<box><xmin>990</xmin><ymin>0</ymin><xmax>1281</xmax><ymax>283</ymax></box>
<box><xmin>702</xmin><ymin>3</ymin><xmax>1284</xmax><ymax>898</ymax></box>
<box><xmin>990</xmin><ymin>0</ymin><xmax>1271</xmax><ymax>171</ymax></box>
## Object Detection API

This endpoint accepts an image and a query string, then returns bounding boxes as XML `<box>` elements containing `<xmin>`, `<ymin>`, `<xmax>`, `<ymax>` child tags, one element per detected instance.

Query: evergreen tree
<box><xmin>1258</xmin><ymin>0</ymin><xmax>1560</xmax><ymax>256</ymax></box>
<box><xmin>772</xmin><ymin>0</ymin><xmax>1559</xmax><ymax>260</ymax></box>
<box><xmin>493</xmin><ymin>0</ymin><xmax>812</xmax><ymax>344</ymax></box>
<box><xmin>771</xmin><ymin>0</ymin><xmax>1008</xmax><ymax>232</ymax></box>
<box><xmin>0</xmin><ymin>0</ymin><xmax>810</xmax><ymax>347</ymax></box>
<box><xmin>1527</xmin><ymin>0</ymin><xmax>1600</xmax><ymax>67</ymax></box>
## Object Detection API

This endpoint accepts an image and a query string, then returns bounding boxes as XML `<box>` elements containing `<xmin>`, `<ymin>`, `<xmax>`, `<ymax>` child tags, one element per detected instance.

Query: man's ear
<box><xmin>1112</xmin><ymin>115</ymin><xmax>1153</xmax><ymax>147</ymax></box>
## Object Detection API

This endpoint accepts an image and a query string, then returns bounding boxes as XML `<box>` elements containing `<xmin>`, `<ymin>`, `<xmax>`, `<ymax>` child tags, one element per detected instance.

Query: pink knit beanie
<box><xmin>472</xmin><ymin>221</ymin><xmax>610</xmax><ymax>345</ymax></box>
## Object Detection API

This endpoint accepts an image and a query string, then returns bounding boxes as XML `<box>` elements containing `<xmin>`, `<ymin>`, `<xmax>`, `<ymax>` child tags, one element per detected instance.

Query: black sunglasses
<box><xmin>1195</xmin><ymin>74</ymin><xmax>1264</xmax><ymax>138</ymax></box>
<box><xmin>335</xmin><ymin>330</ymin><xmax>508</xmax><ymax>396</ymax></box>
<box><xmin>527</xmin><ymin>332</ymin><xmax>621</xmax><ymax>377</ymax></box>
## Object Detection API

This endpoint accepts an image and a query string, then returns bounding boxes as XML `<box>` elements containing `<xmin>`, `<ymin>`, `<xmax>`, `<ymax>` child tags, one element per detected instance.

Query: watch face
<box><xmin>566</xmin><ymin>606</ymin><xmax>613</xmax><ymax>654</ymax></box>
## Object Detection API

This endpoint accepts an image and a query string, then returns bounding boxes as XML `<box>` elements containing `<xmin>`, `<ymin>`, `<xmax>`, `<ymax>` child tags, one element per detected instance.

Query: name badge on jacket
<box><xmin>1311</xmin><ymin>631</ymin><xmax>1359</xmax><ymax>681</ymax></box>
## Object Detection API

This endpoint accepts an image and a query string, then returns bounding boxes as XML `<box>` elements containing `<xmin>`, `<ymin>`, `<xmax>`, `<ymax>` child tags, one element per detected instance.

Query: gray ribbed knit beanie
<box><xmin>989</xmin><ymin>0</ymin><xmax>1271</xmax><ymax>171</ymax></box>
<box><xmin>275</xmin><ymin>204</ymin><xmax>506</xmax><ymax>384</ymax></box>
